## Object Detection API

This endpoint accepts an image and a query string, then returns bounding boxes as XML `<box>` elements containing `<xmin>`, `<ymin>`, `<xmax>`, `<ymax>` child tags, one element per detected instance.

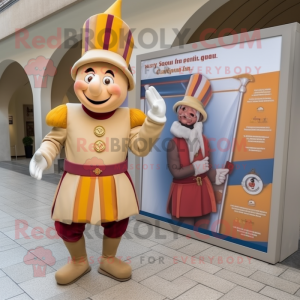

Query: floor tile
<box><xmin>0</xmin><ymin>270</ymin><xmax>5</xmax><ymax>278</ymax></box>
<box><xmin>7</xmin><ymin>294</ymin><xmax>32</xmax><ymax>300</ymax></box>
<box><xmin>215</xmin><ymin>269</ymin><xmax>265</xmax><ymax>292</ymax></box>
<box><xmin>76</xmin><ymin>268</ymin><xmax>119</xmax><ymax>295</ymax></box>
<box><xmin>3</xmin><ymin>226</ymin><xmax>44</xmax><ymax>241</ymax></box>
<box><xmin>127</xmin><ymin>224</ymin><xmax>180</xmax><ymax>245</ymax></box>
<box><xmin>0</xmin><ymin>237</ymin><xmax>20</xmax><ymax>252</ymax></box>
<box><xmin>164</xmin><ymin>236</ymin><xmax>193</xmax><ymax>250</ymax></box>
<box><xmin>19</xmin><ymin>235</ymin><xmax>59</xmax><ymax>250</ymax></box>
<box><xmin>3</xmin><ymin>259</ymin><xmax>55</xmax><ymax>284</ymax></box>
<box><xmin>280</xmin><ymin>268</ymin><xmax>300</xmax><ymax>284</ymax></box>
<box><xmin>39</xmin><ymin>243</ymin><xmax>71</xmax><ymax>263</ymax></box>
<box><xmin>195</xmin><ymin>247</ymin><xmax>255</xmax><ymax>277</ymax></box>
<box><xmin>132</xmin><ymin>254</ymin><xmax>174</xmax><ymax>282</ymax></box>
<box><xmin>260</xmin><ymin>286</ymin><xmax>300</xmax><ymax>300</ymax></box>
<box><xmin>140</xmin><ymin>275</ymin><xmax>197</xmax><ymax>299</ymax></box>
<box><xmin>46</xmin><ymin>286</ymin><xmax>91</xmax><ymax>300</ymax></box>
<box><xmin>178</xmin><ymin>240</ymin><xmax>212</xmax><ymax>256</ymax></box>
<box><xmin>0</xmin><ymin>247</ymin><xmax>30</xmax><ymax>269</ymax></box>
<box><xmin>295</xmin><ymin>287</ymin><xmax>300</xmax><ymax>297</ymax></box>
<box><xmin>175</xmin><ymin>283</ymin><xmax>223</xmax><ymax>300</ymax></box>
<box><xmin>125</xmin><ymin>250</ymin><xmax>166</xmax><ymax>271</ymax></box>
<box><xmin>19</xmin><ymin>272</ymin><xmax>77</xmax><ymax>300</ymax></box>
<box><xmin>156</xmin><ymin>261</ymin><xmax>193</xmax><ymax>281</ymax></box>
<box><xmin>184</xmin><ymin>268</ymin><xmax>236</xmax><ymax>293</ymax></box>
<box><xmin>114</xmin><ymin>238</ymin><xmax>151</xmax><ymax>261</ymax></box>
<box><xmin>0</xmin><ymin>276</ymin><xmax>24</xmax><ymax>300</ymax></box>
<box><xmin>90</xmin><ymin>279</ymin><xmax>165</xmax><ymax>300</ymax></box>
<box><xmin>250</xmin><ymin>270</ymin><xmax>300</xmax><ymax>294</ymax></box>
<box><xmin>152</xmin><ymin>244</ymin><xmax>221</xmax><ymax>274</ymax></box>
<box><xmin>124</xmin><ymin>231</ymin><xmax>158</xmax><ymax>248</ymax></box>
<box><xmin>219</xmin><ymin>286</ymin><xmax>273</xmax><ymax>300</ymax></box>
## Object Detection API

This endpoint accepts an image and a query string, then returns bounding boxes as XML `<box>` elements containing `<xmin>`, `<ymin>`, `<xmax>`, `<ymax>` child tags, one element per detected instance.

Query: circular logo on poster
<box><xmin>241</xmin><ymin>174</ymin><xmax>263</xmax><ymax>195</ymax></box>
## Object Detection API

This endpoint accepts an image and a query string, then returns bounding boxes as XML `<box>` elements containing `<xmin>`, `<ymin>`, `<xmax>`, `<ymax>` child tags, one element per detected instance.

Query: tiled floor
<box><xmin>1</xmin><ymin>165</ymin><xmax>300</xmax><ymax>300</ymax></box>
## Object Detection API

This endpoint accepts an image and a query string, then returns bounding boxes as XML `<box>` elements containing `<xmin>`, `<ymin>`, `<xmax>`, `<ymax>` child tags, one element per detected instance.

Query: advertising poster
<box><xmin>139</xmin><ymin>36</ymin><xmax>282</xmax><ymax>252</ymax></box>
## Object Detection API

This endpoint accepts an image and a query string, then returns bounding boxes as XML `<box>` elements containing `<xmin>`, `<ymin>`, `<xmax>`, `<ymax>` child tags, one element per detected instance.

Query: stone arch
<box><xmin>0</xmin><ymin>59</ymin><xmax>32</xmax><ymax>161</ymax></box>
<box><xmin>172</xmin><ymin>0</ymin><xmax>300</xmax><ymax>46</ymax></box>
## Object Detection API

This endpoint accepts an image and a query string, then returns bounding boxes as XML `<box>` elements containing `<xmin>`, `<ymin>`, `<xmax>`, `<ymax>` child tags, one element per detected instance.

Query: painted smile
<box><xmin>84</xmin><ymin>93</ymin><xmax>111</xmax><ymax>105</ymax></box>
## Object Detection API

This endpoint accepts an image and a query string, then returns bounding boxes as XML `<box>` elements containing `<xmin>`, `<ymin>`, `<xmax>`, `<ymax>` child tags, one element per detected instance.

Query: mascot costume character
<box><xmin>29</xmin><ymin>0</ymin><xmax>166</xmax><ymax>285</ymax></box>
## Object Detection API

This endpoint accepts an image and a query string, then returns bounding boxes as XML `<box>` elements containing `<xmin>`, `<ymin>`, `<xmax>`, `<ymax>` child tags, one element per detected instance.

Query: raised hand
<box><xmin>145</xmin><ymin>86</ymin><xmax>166</xmax><ymax>123</ymax></box>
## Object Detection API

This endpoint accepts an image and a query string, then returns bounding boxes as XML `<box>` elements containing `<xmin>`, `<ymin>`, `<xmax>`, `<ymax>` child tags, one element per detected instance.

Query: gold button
<box><xmin>93</xmin><ymin>168</ymin><xmax>102</xmax><ymax>175</ymax></box>
<box><xmin>94</xmin><ymin>126</ymin><xmax>105</xmax><ymax>137</ymax></box>
<box><xmin>94</xmin><ymin>140</ymin><xmax>106</xmax><ymax>153</ymax></box>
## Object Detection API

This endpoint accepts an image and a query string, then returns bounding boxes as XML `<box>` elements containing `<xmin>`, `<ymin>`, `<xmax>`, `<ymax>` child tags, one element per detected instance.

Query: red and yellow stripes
<box><xmin>185</xmin><ymin>74</ymin><xmax>212</xmax><ymax>108</ymax></box>
<box><xmin>186</xmin><ymin>74</ymin><xmax>200</xmax><ymax>97</ymax></box>
<box><xmin>98</xmin><ymin>176</ymin><xmax>118</xmax><ymax>222</ymax></box>
<box><xmin>198</xmin><ymin>80</ymin><xmax>212</xmax><ymax>107</ymax></box>
<box><xmin>82</xmin><ymin>13</ymin><xmax>134</xmax><ymax>66</ymax></box>
<box><xmin>72</xmin><ymin>176</ymin><xmax>118</xmax><ymax>223</ymax></box>
<box><xmin>73</xmin><ymin>177</ymin><xmax>96</xmax><ymax>223</ymax></box>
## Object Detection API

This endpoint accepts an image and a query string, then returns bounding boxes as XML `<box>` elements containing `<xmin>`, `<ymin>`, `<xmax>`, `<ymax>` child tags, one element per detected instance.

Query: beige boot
<box><xmin>55</xmin><ymin>236</ymin><xmax>91</xmax><ymax>285</ymax></box>
<box><xmin>98</xmin><ymin>235</ymin><xmax>131</xmax><ymax>281</ymax></box>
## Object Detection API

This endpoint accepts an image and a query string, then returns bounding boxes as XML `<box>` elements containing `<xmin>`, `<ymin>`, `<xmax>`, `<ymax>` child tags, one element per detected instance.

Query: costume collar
<box><xmin>170</xmin><ymin>121</ymin><xmax>192</xmax><ymax>139</ymax></box>
<box><xmin>82</xmin><ymin>105</ymin><xmax>116</xmax><ymax>120</ymax></box>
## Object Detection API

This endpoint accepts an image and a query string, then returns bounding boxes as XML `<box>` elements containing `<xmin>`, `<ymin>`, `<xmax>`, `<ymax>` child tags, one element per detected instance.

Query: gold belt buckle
<box><xmin>93</xmin><ymin>168</ymin><xmax>102</xmax><ymax>176</ymax></box>
<box><xmin>193</xmin><ymin>177</ymin><xmax>202</xmax><ymax>186</ymax></box>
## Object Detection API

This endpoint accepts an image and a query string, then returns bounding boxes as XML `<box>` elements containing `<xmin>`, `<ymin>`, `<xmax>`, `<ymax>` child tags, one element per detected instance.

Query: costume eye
<box><xmin>190</xmin><ymin>113</ymin><xmax>195</xmax><ymax>117</ymax></box>
<box><xmin>182</xmin><ymin>107</ymin><xmax>185</xmax><ymax>111</ymax></box>
<box><xmin>84</xmin><ymin>73</ymin><xmax>95</xmax><ymax>83</ymax></box>
<box><xmin>103</xmin><ymin>76</ymin><xmax>114</xmax><ymax>85</ymax></box>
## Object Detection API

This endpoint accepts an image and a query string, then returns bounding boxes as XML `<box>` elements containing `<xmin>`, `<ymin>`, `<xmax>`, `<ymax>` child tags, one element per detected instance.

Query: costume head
<box><xmin>71</xmin><ymin>0</ymin><xmax>135</xmax><ymax>113</ymax></box>
<box><xmin>173</xmin><ymin>74</ymin><xmax>212</xmax><ymax>123</ymax></box>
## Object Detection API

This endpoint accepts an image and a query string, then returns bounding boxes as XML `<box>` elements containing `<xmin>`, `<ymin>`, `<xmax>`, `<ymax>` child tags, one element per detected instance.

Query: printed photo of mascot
<box><xmin>167</xmin><ymin>74</ymin><xmax>233</xmax><ymax>229</ymax></box>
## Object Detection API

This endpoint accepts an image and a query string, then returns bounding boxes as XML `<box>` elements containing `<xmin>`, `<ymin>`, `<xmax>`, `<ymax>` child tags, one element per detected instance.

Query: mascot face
<box><xmin>177</xmin><ymin>105</ymin><xmax>198</xmax><ymax>126</ymax></box>
<box><xmin>74</xmin><ymin>62</ymin><xmax>128</xmax><ymax>113</ymax></box>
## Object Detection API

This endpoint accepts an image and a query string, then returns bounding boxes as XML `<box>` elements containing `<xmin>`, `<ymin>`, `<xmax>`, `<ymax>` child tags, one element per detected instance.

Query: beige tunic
<box><xmin>39</xmin><ymin>104</ymin><xmax>164</xmax><ymax>225</ymax></box>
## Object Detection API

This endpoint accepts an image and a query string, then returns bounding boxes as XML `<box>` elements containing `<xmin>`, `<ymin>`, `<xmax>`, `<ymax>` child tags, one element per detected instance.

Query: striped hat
<box><xmin>71</xmin><ymin>0</ymin><xmax>135</xmax><ymax>90</ymax></box>
<box><xmin>173</xmin><ymin>74</ymin><xmax>212</xmax><ymax>122</ymax></box>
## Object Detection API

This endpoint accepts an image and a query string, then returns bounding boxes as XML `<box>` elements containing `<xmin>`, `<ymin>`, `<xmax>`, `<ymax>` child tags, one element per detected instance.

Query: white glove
<box><xmin>193</xmin><ymin>157</ymin><xmax>209</xmax><ymax>176</ymax></box>
<box><xmin>29</xmin><ymin>149</ymin><xmax>47</xmax><ymax>180</ymax></box>
<box><xmin>145</xmin><ymin>86</ymin><xmax>166</xmax><ymax>123</ymax></box>
<box><xmin>215</xmin><ymin>169</ymin><xmax>229</xmax><ymax>185</ymax></box>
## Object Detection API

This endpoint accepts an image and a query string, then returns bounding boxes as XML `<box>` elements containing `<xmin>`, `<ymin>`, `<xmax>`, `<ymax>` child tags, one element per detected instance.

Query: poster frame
<box><xmin>135</xmin><ymin>23</ymin><xmax>300</xmax><ymax>264</ymax></box>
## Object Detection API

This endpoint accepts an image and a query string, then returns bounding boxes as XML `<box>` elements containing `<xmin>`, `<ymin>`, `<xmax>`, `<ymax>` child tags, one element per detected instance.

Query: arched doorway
<box><xmin>173</xmin><ymin>0</ymin><xmax>300</xmax><ymax>46</ymax></box>
<box><xmin>0</xmin><ymin>60</ymin><xmax>33</xmax><ymax>162</ymax></box>
<box><xmin>51</xmin><ymin>39</ymin><xmax>81</xmax><ymax>109</ymax></box>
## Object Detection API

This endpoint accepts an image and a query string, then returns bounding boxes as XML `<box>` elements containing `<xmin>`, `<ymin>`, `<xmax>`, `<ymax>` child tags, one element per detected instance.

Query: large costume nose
<box><xmin>88</xmin><ymin>75</ymin><xmax>102</xmax><ymax>96</ymax></box>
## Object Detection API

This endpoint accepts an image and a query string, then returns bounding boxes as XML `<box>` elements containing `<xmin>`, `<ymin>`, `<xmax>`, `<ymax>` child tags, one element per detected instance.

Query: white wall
<box><xmin>0</xmin><ymin>0</ymin><xmax>82</xmax><ymax>40</ymax></box>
